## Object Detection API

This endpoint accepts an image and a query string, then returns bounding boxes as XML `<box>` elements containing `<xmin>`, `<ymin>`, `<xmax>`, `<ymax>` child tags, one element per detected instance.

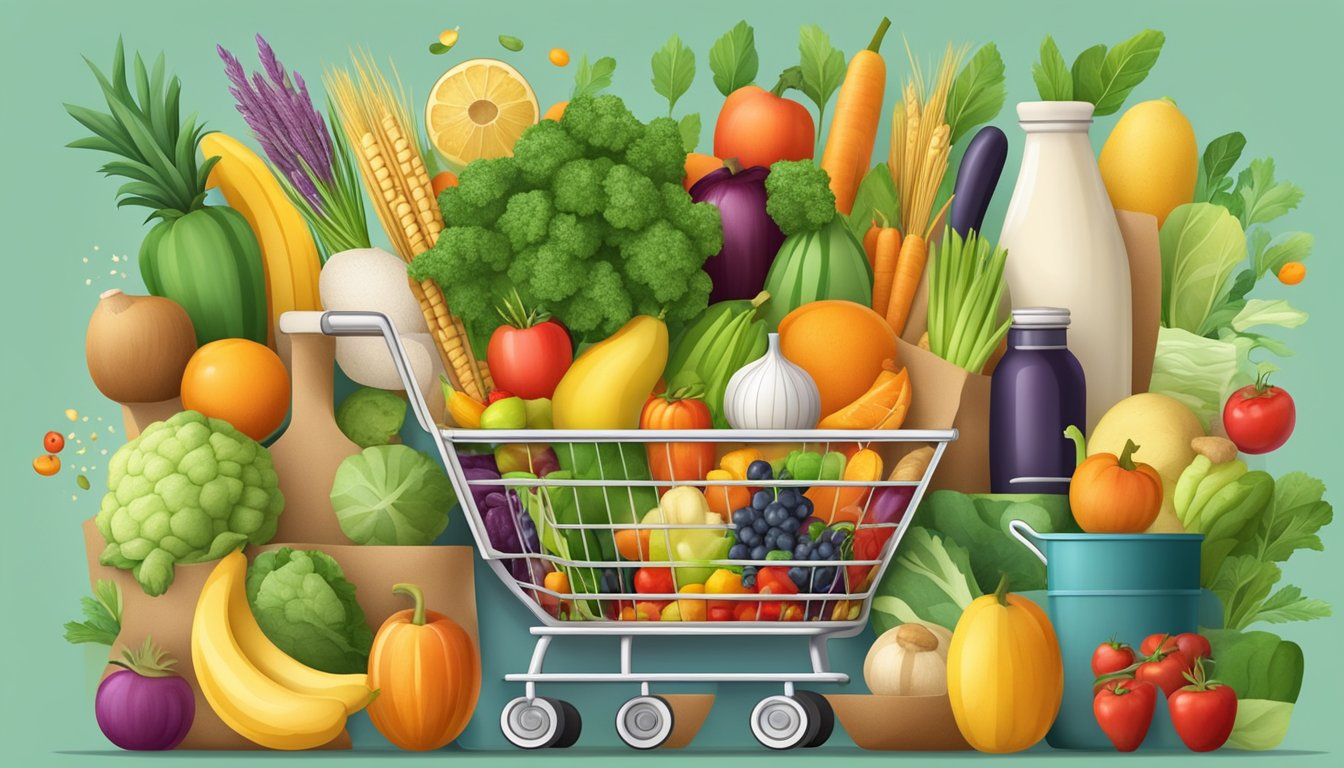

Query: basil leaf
<box><xmin>709</xmin><ymin>20</ymin><xmax>758</xmax><ymax>97</ymax></box>
<box><xmin>572</xmin><ymin>55</ymin><xmax>616</xmax><ymax>99</ymax></box>
<box><xmin>677</xmin><ymin>112</ymin><xmax>701</xmax><ymax>153</ymax></box>
<box><xmin>1070</xmin><ymin>44</ymin><xmax>1107</xmax><ymax>106</ymax></box>
<box><xmin>946</xmin><ymin>42</ymin><xmax>1006</xmax><ymax>145</ymax></box>
<box><xmin>1091</xmin><ymin>29</ymin><xmax>1165</xmax><ymax>116</ymax></box>
<box><xmin>1195</xmin><ymin>131</ymin><xmax>1246</xmax><ymax>203</ymax></box>
<box><xmin>498</xmin><ymin>35</ymin><xmax>525</xmax><ymax>53</ymax></box>
<box><xmin>797</xmin><ymin>24</ymin><xmax>845</xmax><ymax>130</ymax></box>
<box><xmin>1032</xmin><ymin>36</ymin><xmax>1073</xmax><ymax>102</ymax></box>
<box><xmin>651</xmin><ymin>34</ymin><xmax>696</xmax><ymax>115</ymax></box>
<box><xmin>845</xmin><ymin>164</ymin><xmax>899</xmax><ymax>242</ymax></box>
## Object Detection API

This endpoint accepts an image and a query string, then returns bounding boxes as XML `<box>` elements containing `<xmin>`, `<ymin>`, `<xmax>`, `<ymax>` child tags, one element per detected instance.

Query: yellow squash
<box><xmin>1098</xmin><ymin>99</ymin><xmax>1197</xmax><ymax>227</ymax></box>
<box><xmin>552</xmin><ymin>315</ymin><xmax>668</xmax><ymax>429</ymax></box>
<box><xmin>947</xmin><ymin>577</ymin><xmax>1063</xmax><ymax>753</ymax></box>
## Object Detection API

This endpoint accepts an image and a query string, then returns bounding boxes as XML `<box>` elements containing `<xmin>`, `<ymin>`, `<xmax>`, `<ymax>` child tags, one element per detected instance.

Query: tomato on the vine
<box><xmin>1223</xmin><ymin>372</ymin><xmax>1295</xmax><ymax>454</ymax></box>
<box><xmin>1136</xmin><ymin>646</ymin><xmax>1190</xmax><ymax>698</ymax></box>
<box><xmin>1092</xmin><ymin>641</ymin><xmax>1137</xmax><ymax>677</ymax></box>
<box><xmin>1093</xmin><ymin>679</ymin><xmax>1157</xmax><ymax>752</ymax></box>
<box><xmin>1169</xmin><ymin>659</ymin><xmax>1237</xmax><ymax>752</ymax></box>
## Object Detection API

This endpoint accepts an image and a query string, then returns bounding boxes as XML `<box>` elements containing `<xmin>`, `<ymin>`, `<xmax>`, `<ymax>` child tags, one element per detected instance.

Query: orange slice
<box><xmin>425</xmin><ymin>58</ymin><xmax>539</xmax><ymax>166</ymax></box>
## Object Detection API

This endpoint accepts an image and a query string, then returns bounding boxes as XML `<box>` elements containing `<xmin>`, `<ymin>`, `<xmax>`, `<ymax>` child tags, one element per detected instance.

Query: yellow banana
<box><xmin>192</xmin><ymin>552</ymin><xmax>348</xmax><ymax>750</ymax></box>
<box><xmin>201</xmin><ymin>132</ymin><xmax>322</xmax><ymax>347</ymax></box>
<box><xmin>226</xmin><ymin>563</ymin><xmax>373</xmax><ymax>715</ymax></box>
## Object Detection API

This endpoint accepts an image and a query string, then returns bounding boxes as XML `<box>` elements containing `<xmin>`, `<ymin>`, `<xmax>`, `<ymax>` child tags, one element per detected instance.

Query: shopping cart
<box><xmin>282</xmin><ymin>310</ymin><xmax>955</xmax><ymax>751</ymax></box>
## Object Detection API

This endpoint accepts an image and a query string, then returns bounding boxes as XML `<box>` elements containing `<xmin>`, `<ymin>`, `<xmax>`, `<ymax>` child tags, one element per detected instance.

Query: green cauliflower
<box><xmin>411</xmin><ymin>94</ymin><xmax>723</xmax><ymax>345</ymax></box>
<box><xmin>96</xmin><ymin>410</ymin><xmax>284</xmax><ymax>596</ymax></box>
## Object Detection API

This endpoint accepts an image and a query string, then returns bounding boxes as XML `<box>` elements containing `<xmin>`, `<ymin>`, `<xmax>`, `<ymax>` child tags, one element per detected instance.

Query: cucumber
<box><xmin>761</xmin><ymin>217</ymin><xmax>873</xmax><ymax>330</ymax></box>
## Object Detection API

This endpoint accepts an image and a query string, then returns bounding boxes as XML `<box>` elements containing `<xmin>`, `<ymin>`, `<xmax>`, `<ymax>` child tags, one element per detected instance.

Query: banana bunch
<box><xmin>192</xmin><ymin>551</ymin><xmax>372</xmax><ymax>750</ymax></box>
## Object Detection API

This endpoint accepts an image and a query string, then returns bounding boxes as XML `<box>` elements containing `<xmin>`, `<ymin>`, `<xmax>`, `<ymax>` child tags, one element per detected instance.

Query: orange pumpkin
<box><xmin>1069</xmin><ymin>439</ymin><xmax>1164</xmax><ymax>533</ymax></box>
<box><xmin>367</xmin><ymin>584</ymin><xmax>480</xmax><ymax>751</ymax></box>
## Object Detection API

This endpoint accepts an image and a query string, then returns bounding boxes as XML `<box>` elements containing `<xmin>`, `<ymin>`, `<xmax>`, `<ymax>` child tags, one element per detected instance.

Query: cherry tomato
<box><xmin>1223</xmin><ymin>375</ymin><xmax>1295</xmax><ymax>454</ymax></box>
<box><xmin>33</xmin><ymin>455</ymin><xmax>61</xmax><ymax>476</ymax></box>
<box><xmin>1139</xmin><ymin>634</ymin><xmax>1178</xmax><ymax>658</ymax></box>
<box><xmin>1169</xmin><ymin>660</ymin><xmax>1238</xmax><ymax>752</ymax></box>
<box><xmin>487</xmin><ymin>299</ymin><xmax>573</xmax><ymax>400</ymax></box>
<box><xmin>1136</xmin><ymin>649</ymin><xmax>1190</xmax><ymax>698</ymax></box>
<box><xmin>1174</xmin><ymin>633</ymin><xmax>1212</xmax><ymax>665</ymax></box>
<box><xmin>633</xmin><ymin>567</ymin><xmax>675</xmax><ymax>595</ymax></box>
<box><xmin>1093</xmin><ymin>680</ymin><xmax>1157</xmax><ymax>752</ymax></box>
<box><xmin>44</xmin><ymin>431</ymin><xmax>65</xmax><ymax>453</ymax></box>
<box><xmin>486</xmin><ymin>389</ymin><xmax>515</xmax><ymax>405</ymax></box>
<box><xmin>1092</xmin><ymin>640</ymin><xmax>1137</xmax><ymax>676</ymax></box>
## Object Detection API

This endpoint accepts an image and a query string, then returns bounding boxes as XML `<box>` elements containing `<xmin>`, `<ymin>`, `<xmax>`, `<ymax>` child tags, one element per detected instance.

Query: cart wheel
<box><xmin>554</xmin><ymin>700</ymin><xmax>582</xmax><ymax>748</ymax></box>
<box><xmin>500</xmin><ymin>696</ymin><xmax>566</xmax><ymax>749</ymax></box>
<box><xmin>749</xmin><ymin>694</ymin><xmax>818</xmax><ymax>750</ymax></box>
<box><xmin>615</xmin><ymin>695</ymin><xmax>674</xmax><ymax>749</ymax></box>
<box><xmin>793</xmin><ymin>690</ymin><xmax>835</xmax><ymax>748</ymax></box>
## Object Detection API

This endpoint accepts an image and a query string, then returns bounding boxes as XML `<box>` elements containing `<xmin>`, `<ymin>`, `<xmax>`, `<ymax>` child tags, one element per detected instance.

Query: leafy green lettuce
<box><xmin>1161</xmin><ymin>203</ymin><xmax>1247</xmax><ymax>335</ymax></box>
<box><xmin>1205</xmin><ymin>629</ymin><xmax>1304</xmax><ymax>750</ymax></box>
<box><xmin>1150</xmin><ymin>327</ymin><xmax>1241</xmax><ymax>429</ymax></box>
<box><xmin>872</xmin><ymin>527</ymin><xmax>981</xmax><ymax>634</ymax></box>
<box><xmin>247</xmin><ymin>548</ymin><xmax>373</xmax><ymax>674</ymax></box>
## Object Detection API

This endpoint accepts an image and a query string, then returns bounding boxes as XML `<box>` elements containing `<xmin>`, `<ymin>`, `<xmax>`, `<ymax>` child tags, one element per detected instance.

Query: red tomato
<box><xmin>708</xmin><ymin>606</ymin><xmax>734</xmax><ymax>622</ymax></box>
<box><xmin>1093</xmin><ymin>680</ymin><xmax>1157</xmax><ymax>752</ymax></box>
<box><xmin>1092</xmin><ymin>641</ymin><xmax>1137</xmax><ymax>676</ymax></box>
<box><xmin>1169</xmin><ymin>661</ymin><xmax>1238</xmax><ymax>752</ymax></box>
<box><xmin>487</xmin><ymin>306</ymin><xmax>572</xmax><ymax>400</ymax></box>
<box><xmin>713</xmin><ymin>85</ymin><xmax>815</xmax><ymax>170</ymax></box>
<box><xmin>44</xmin><ymin>431</ymin><xmax>65</xmax><ymax>453</ymax></box>
<box><xmin>633</xmin><ymin>567</ymin><xmax>675</xmax><ymax>596</ymax></box>
<box><xmin>486</xmin><ymin>389</ymin><xmax>515</xmax><ymax>404</ymax></box>
<box><xmin>1136</xmin><ymin>649</ymin><xmax>1190</xmax><ymax>698</ymax></box>
<box><xmin>1223</xmin><ymin>377</ymin><xmax>1295</xmax><ymax>454</ymax></box>
<box><xmin>1139</xmin><ymin>634</ymin><xmax>1179</xmax><ymax>658</ymax></box>
<box><xmin>1174</xmin><ymin>633</ymin><xmax>1212</xmax><ymax>665</ymax></box>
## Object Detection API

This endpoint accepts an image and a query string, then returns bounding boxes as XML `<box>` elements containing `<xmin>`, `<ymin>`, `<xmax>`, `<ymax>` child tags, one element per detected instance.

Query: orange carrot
<box><xmin>820</xmin><ymin>17</ymin><xmax>890</xmax><ymax>215</ymax></box>
<box><xmin>870</xmin><ymin>225</ymin><xmax>902</xmax><ymax>318</ymax></box>
<box><xmin>885</xmin><ymin>233</ymin><xmax>927</xmax><ymax>336</ymax></box>
<box><xmin>862</xmin><ymin>221</ymin><xmax>880</xmax><ymax>269</ymax></box>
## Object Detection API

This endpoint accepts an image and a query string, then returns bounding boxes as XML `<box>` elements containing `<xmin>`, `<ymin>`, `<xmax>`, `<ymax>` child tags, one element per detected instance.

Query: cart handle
<box><xmin>278</xmin><ymin>310</ymin><xmax>438</xmax><ymax>435</ymax></box>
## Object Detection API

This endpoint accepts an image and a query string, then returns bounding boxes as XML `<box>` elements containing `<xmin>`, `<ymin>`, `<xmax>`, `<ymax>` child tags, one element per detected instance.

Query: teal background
<box><xmin>3</xmin><ymin>0</ymin><xmax>1341</xmax><ymax>764</ymax></box>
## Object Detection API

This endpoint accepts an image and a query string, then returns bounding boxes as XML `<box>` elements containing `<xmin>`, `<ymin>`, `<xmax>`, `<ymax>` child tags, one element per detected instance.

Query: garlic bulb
<box><xmin>723</xmin><ymin>333</ymin><xmax>821</xmax><ymax>429</ymax></box>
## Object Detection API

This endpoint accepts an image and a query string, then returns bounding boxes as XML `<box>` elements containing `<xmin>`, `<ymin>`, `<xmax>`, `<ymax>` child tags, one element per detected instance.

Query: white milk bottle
<box><xmin>999</xmin><ymin>101</ymin><xmax>1131</xmax><ymax>432</ymax></box>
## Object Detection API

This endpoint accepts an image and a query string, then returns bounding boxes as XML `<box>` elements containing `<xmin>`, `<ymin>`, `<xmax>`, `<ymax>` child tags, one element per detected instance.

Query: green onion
<box><xmin>926</xmin><ymin>227</ymin><xmax>1011</xmax><ymax>373</ymax></box>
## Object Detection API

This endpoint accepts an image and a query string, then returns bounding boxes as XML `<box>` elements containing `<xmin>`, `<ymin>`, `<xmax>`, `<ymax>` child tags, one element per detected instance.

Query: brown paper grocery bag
<box><xmin>896</xmin><ymin>339</ymin><xmax>991</xmax><ymax>493</ymax></box>
<box><xmin>1116</xmin><ymin>210</ymin><xmax>1161</xmax><ymax>395</ymax></box>
<box><xmin>81</xmin><ymin>518</ymin><xmax>351</xmax><ymax>750</ymax></box>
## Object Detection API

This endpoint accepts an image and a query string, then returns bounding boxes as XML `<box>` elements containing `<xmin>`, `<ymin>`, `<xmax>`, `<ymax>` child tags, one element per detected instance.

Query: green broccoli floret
<box><xmin>561</xmin><ymin>95</ymin><xmax>643</xmax><ymax>155</ymax></box>
<box><xmin>625</xmin><ymin>117</ymin><xmax>686</xmax><ymax>186</ymax></box>
<box><xmin>660</xmin><ymin>183</ymin><xmax>724</xmax><ymax>255</ymax></box>
<box><xmin>440</xmin><ymin>186</ymin><xmax>505</xmax><ymax>228</ymax></box>
<box><xmin>527</xmin><ymin>243</ymin><xmax>585</xmax><ymax>303</ymax></box>
<box><xmin>563</xmin><ymin>260</ymin><xmax>632</xmax><ymax>333</ymax></box>
<box><xmin>764</xmin><ymin>160</ymin><xmax>837</xmax><ymax>236</ymax></box>
<box><xmin>496</xmin><ymin>190</ymin><xmax>554</xmax><ymax>251</ymax></box>
<box><xmin>456</xmin><ymin>157</ymin><xmax>521</xmax><ymax>207</ymax></box>
<box><xmin>548</xmin><ymin>213</ymin><xmax>604</xmax><ymax>259</ymax></box>
<box><xmin>409</xmin><ymin>226</ymin><xmax>512</xmax><ymax>335</ymax></box>
<box><xmin>513</xmin><ymin>121</ymin><xmax>584</xmax><ymax>186</ymax></box>
<box><xmin>553</xmin><ymin>157</ymin><xmax>613</xmax><ymax>216</ymax></box>
<box><xmin>603</xmin><ymin>164</ymin><xmax>661</xmax><ymax>231</ymax></box>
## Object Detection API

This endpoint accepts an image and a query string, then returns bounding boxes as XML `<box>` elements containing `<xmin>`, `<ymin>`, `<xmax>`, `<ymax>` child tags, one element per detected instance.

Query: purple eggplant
<box><xmin>689</xmin><ymin>160</ymin><xmax>785</xmax><ymax>303</ymax></box>
<box><xmin>949</xmin><ymin>126</ymin><xmax>1008</xmax><ymax>236</ymax></box>
<box><xmin>95</xmin><ymin>640</ymin><xmax>194</xmax><ymax>750</ymax></box>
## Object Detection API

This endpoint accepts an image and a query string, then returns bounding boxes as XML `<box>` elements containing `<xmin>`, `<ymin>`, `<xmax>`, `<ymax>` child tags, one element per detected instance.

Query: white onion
<box><xmin>723</xmin><ymin>333</ymin><xmax>821</xmax><ymax>430</ymax></box>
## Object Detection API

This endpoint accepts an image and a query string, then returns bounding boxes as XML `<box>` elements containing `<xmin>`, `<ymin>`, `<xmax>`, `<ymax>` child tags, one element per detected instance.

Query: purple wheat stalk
<box><xmin>218</xmin><ymin>35</ymin><xmax>334</xmax><ymax>211</ymax></box>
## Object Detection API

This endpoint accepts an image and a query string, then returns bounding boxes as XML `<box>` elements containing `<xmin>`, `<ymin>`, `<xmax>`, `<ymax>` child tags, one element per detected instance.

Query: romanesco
<box><xmin>410</xmin><ymin>94</ymin><xmax>723</xmax><ymax>342</ymax></box>
<box><xmin>765</xmin><ymin>160</ymin><xmax>837</xmax><ymax>236</ymax></box>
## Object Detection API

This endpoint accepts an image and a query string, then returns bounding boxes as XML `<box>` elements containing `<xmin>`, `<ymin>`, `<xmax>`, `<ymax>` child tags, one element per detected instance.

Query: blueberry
<box><xmin>764</xmin><ymin>531</ymin><xmax>779</xmax><ymax>549</ymax></box>
<box><xmin>746</xmin><ymin>460</ymin><xmax>773</xmax><ymax>481</ymax></box>
<box><xmin>732</xmin><ymin>508</ymin><xmax>754</xmax><ymax>528</ymax></box>
<box><xmin>776</xmin><ymin>533</ymin><xmax>795</xmax><ymax>552</ymax></box>
<box><xmin>777</xmin><ymin>488</ymin><xmax>799</xmax><ymax>508</ymax></box>
<box><xmin>797</xmin><ymin>498</ymin><xmax>814</xmax><ymax>517</ymax></box>
<box><xmin>788</xmin><ymin>567</ymin><xmax>808</xmax><ymax>589</ymax></box>
<box><xmin>818</xmin><ymin>542</ymin><xmax>835</xmax><ymax>559</ymax></box>
<box><xmin>729</xmin><ymin>544</ymin><xmax>748</xmax><ymax>560</ymax></box>
<box><xmin>794</xmin><ymin>540</ymin><xmax>812</xmax><ymax>559</ymax></box>
<box><xmin>752</xmin><ymin>517</ymin><xmax>770</xmax><ymax>534</ymax></box>
<box><xmin>739</xmin><ymin>527</ymin><xmax>759</xmax><ymax>546</ymax></box>
<box><xmin>750</xmin><ymin>545</ymin><xmax>768</xmax><ymax>561</ymax></box>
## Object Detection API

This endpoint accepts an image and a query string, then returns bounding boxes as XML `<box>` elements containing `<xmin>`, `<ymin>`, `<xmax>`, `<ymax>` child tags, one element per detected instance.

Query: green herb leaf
<box><xmin>1255</xmin><ymin>231</ymin><xmax>1312</xmax><ymax>277</ymax></box>
<box><xmin>1194</xmin><ymin>132</ymin><xmax>1246</xmax><ymax>203</ymax></box>
<box><xmin>1231</xmin><ymin>299</ymin><xmax>1307</xmax><ymax>333</ymax></box>
<box><xmin>651</xmin><ymin>34</ymin><xmax>696</xmax><ymax>115</ymax></box>
<box><xmin>871</xmin><ymin>527</ymin><xmax>982</xmax><ymax>633</ymax></box>
<box><xmin>1090</xmin><ymin>29</ymin><xmax>1165</xmax><ymax>116</ymax></box>
<box><xmin>677</xmin><ymin>112</ymin><xmax>701</xmax><ymax>153</ymax></box>
<box><xmin>1235</xmin><ymin>158</ymin><xmax>1304</xmax><ymax>229</ymax></box>
<box><xmin>498</xmin><ymin>35</ymin><xmax>525</xmax><ymax>52</ymax></box>
<box><xmin>1253</xmin><ymin>585</ymin><xmax>1332</xmax><ymax>625</ymax></box>
<box><xmin>845</xmin><ymin>164</ymin><xmax>899</xmax><ymax>242</ymax></box>
<box><xmin>572</xmin><ymin>55</ymin><xmax>617</xmax><ymax>99</ymax></box>
<box><xmin>1212</xmin><ymin>555</ymin><xmax>1282</xmax><ymax>631</ymax></box>
<box><xmin>709</xmin><ymin>20</ymin><xmax>759</xmax><ymax>97</ymax></box>
<box><xmin>947</xmin><ymin>43</ymin><xmax>1006</xmax><ymax>145</ymax></box>
<box><xmin>1254</xmin><ymin>472</ymin><xmax>1333</xmax><ymax>564</ymax></box>
<box><xmin>428</xmin><ymin>42</ymin><xmax>451</xmax><ymax>56</ymax></box>
<box><xmin>1070</xmin><ymin>44</ymin><xmax>1107</xmax><ymax>106</ymax></box>
<box><xmin>63</xmin><ymin>579</ymin><xmax>123</xmax><ymax>646</ymax></box>
<box><xmin>797</xmin><ymin>24</ymin><xmax>846</xmax><ymax>132</ymax></box>
<box><xmin>1032</xmin><ymin>36</ymin><xmax>1073</xmax><ymax>102</ymax></box>
<box><xmin>1150</xmin><ymin>327</ymin><xmax>1240</xmax><ymax>429</ymax></box>
<box><xmin>1159</xmin><ymin>202</ymin><xmax>1246</xmax><ymax>334</ymax></box>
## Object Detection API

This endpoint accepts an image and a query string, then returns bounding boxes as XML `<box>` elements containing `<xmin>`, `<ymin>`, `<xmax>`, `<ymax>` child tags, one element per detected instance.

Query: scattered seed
<box><xmin>76</xmin><ymin>447</ymin><xmax>87</xmax><ymax>455</ymax></box>
<box><xmin>76</xmin><ymin>475</ymin><xmax>90</xmax><ymax>490</ymax></box>
<box><xmin>93</xmin><ymin>245</ymin><xmax>100</xmax><ymax>251</ymax></box>
<box><xmin>82</xmin><ymin>416</ymin><xmax>89</xmax><ymax>422</ymax></box>
<box><xmin>65</xmin><ymin>409</ymin><xmax>78</xmax><ymax>422</ymax></box>
<box><xmin>499</xmin><ymin>35</ymin><xmax>524</xmax><ymax>52</ymax></box>
<box><xmin>100</xmin><ymin>449</ymin><xmax>108</xmax><ymax>456</ymax></box>
<box><xmin>90</xmin><ymin>432</ymin><xmax>99</xmax><ymax>442</ymax></box>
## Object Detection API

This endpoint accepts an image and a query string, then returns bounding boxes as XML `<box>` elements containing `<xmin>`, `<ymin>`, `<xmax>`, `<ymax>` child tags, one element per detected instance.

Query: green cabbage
<box><xmin>335</xmin><ymin>387</ymin><xmax>407</xmax><ymax>448</ymax></box>
<box><xmin>330</xmin><ymin>445</ymin><xmax>454</xmax><ymax>545</ymax></box>
<box><xmin>1205</xmin><ymin>629</ymin><xmax>1303</xmax><ymax>750</ymax></box>
<box><xmin>1150</xmin><ymin>326</ymin><xmax>1241</xmax><ymax>429</ymax></box>
<box><xmin>246</xmin><ymin>548</ymin><xmax>372</xmax><ymax>674</ymax></box>
<box><xmin>1227</xmin><ymin>700</ymin><xmax>1294</xmax><ymax>751</ymax></box>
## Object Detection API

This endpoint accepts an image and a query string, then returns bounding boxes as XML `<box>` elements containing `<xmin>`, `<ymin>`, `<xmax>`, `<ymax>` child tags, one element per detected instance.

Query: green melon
<box><xmin>761</xmin><ymin>217</ymin><xmax>873</xmax><ymax>330</ymax></box>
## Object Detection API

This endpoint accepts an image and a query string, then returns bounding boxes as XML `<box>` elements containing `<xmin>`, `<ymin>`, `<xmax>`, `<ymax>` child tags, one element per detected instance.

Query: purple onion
<box><xmin>865</xmin><ymin>486</ymin><xmax>915</xmax><ymax>526</ymax></box>
<box><xmin>95</xmin><ymin>667</ymin><xmax>194</xmax><ymax>750</ymax></box>
<box><xmin>689</xmin><ymin>161</ymin><xmax>785</xmax><ymax>303</ymax></box>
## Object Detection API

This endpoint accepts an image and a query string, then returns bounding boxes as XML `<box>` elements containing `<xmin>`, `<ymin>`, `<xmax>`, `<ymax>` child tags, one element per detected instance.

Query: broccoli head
<box><xmin>764</xmin><ymin>160</ymin><xmax>837</xmax><ymax>236</ymax></box>
<box><xmin>496</xmin><ymin>190</ymin><xmax>554</xmax><ymax>251</ymax></box>
<box><xmin>660</xmin><ymin>182</ymin><xmax>723</xmax><ymax>256</ymax></box>
<box><xmin>560</xmin><ymin>94</ymin><xmax>644</xmax><ymax>155</ymax></box>
<box><xmin>552</xmin><ymin>157</ymin><xmax>613</xmax><ymax>216</ymax></box>
<box><xmin>409</xmin><ymin>225</ymin><xmax>512</xmax><ymax>332</ymax></box>
<box><xmin>624</xmin><ymin>117</ymin><xmax>687</xmax><ymax>186</ymax></box>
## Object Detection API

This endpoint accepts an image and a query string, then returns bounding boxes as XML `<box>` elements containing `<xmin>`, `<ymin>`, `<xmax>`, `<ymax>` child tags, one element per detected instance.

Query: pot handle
<box><xmin>1008</xmin><ymin>519</ymin><xmax>1047</xmax><ymax>565</ymax></box>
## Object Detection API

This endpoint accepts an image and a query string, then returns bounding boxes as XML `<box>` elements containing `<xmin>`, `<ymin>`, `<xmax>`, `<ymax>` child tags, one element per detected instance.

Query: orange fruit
<box><xmin>683</xmin><ymin>152</ymin><xmax>723</xmax><ymax>191</ymax></box>
<box><xmin>542</xmin><ymin>101</ymin><xmax>568</xmax><ymax>122</ymax></box>
<box><xmin>425</xmin><ymin>58</ymin><xmax>539</xmax><ymax>166</ymax></box>
<box><xmin>181</xmin><ymin>339</ymin><xmax>290</xmax><ymax>441</ymax></box>
<box><xmin>778</xmin><ymin>300</ymin><xmax>899</xmax><ymax>418</ymax></box>
<box><xmin>431</xmin><ymin>170</ymin><xmax>459</xmax><ymax>196</ymax></box>
<box><xmin>548</xmin><ymin>48</ymin><xmax>570</xmax><ymax>67</ymax></box>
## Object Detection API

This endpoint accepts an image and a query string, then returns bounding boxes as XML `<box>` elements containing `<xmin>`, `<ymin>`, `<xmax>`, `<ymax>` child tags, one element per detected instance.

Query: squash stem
<box><xmin>1118</xmin><ymin>439</ymin><xmax>1141</xmax><ymax>472</ymax></box>
<box><xmin>868</xmin><ymin>17</ymin><xmax>892</xmax><ymax>53</ymax></box>
<box><xmin>393</xmin><ymin>583</ymin><xmax>427</xmax><ymax>626</ymax></box>
<box><xmin>1063</xmin><ymin>425</ymin><xmax>1086</xmax><ymax>468</ymax></box>
<box><xmin>993</xmin><ymin>573</ymin><xmax>1010</xmax><ymax>606</ymax></box>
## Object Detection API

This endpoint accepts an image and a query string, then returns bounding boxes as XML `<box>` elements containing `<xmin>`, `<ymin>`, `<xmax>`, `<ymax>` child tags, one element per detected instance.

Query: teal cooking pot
<box><xmin>1009</xmin><ymin>520</ymin><xmax>1204</xmax><ymax>751</ymax></box>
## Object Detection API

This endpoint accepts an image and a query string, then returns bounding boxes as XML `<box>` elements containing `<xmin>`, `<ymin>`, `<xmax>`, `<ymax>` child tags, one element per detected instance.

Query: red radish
<box><xmin>95</xmin><ymin>639</ymin><xmax>194</xmax><ymax>750</ymax></box>
<box><xmin>45</xmin><ymin>431</ymin><xmax>65</xmax><ymax>453</ymax></box>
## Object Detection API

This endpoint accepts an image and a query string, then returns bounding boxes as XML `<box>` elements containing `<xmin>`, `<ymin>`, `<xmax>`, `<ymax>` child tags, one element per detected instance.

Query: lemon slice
<box><xmin>425</xmin><ymin>58</ymin><xmax>539</xmax><ymax>166</ymax></box>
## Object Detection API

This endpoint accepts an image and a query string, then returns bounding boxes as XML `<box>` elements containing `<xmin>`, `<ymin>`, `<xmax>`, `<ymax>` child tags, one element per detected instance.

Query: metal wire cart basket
<box><xmin>287</xmin><ymin>310</ymin><xmax>956</xmax><ymax>751</ymax></box>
